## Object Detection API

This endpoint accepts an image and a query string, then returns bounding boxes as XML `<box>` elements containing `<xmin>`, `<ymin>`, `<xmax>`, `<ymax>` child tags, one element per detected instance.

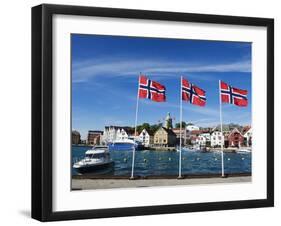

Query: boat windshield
<box><xmin>93</xmin><ymin>146</ymin><xmax>108</xmax><ymax>150</ymax></box>
<box><xmin>85</xmin><ymin>153</ymin><xmax>107</xmax><ymax>158</ymax></box>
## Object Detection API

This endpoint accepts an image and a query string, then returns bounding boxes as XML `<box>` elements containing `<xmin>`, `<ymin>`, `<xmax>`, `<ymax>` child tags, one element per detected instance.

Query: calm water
<box><xmin>72</xmin><ymin>146</ymin><xmax>251</xmax><ymax>176</ymax></box>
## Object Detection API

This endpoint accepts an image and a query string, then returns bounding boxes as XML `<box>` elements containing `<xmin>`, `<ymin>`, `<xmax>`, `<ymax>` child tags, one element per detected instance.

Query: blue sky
<box><xmin>72</xmin><ymin>34</ymin><xmax>252</xmax><ymax>139</ymax></box>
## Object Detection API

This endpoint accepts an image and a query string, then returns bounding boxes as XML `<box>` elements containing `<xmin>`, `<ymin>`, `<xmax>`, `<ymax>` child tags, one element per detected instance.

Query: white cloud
<box><xmin>185</xmin><ymin>105</ymin><xmax>219</xmax><ymax>117</ymax></box>
<box><xmin>139</xmin><ymin>99</ymin><xmax>220</xmax><ymax>118</ymax></box>
<box><xmin>72</xmin><ymin>57</ymin><xmax>251</xmax><ymax>83</ymax></box>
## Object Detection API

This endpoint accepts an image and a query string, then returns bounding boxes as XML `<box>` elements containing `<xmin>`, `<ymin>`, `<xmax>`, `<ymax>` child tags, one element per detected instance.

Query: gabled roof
<box><xmin>140</xmin><ymin>128</ymin><xmax>152</xmax><ymax>136</ymax></box>
<box><xmin>122</xmin><ymin>127</ymin><xmax>135</xmax><ymax>135</ymax></box>
<box><xmin>210</xmin><ymin>129</ymin><xmax>223</xmax><ymax>135</ymax></box>
<box><xmin>241</xmin><ymin>126</ymin><xmax>251</xmax><ymax>135</ymax></box>
<box><xmin>190</xmin><ymin>130</ymin><xmax>202</xmax><ymax>135</ymax></box>
<box><xmin>162</xmin><ymin>127</ymin><xmax>176</xmax><ymax>136</ymax></box>
<box><xmin>156</xmin><ymin>127</ymin><xmax>176</xmax><ymax>136</ymax></box>
<box><xmin>228</xmin><ymin>128</ymin><xmax>243</xmax><ymax>137</ymax></box>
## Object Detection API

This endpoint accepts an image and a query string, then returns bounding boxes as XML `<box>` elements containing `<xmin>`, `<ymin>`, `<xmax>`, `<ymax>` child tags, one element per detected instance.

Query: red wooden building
<box><xmin>227</xmin><ymin>128</ymin><xmax>244</xmax><ymax>147</ymax></box>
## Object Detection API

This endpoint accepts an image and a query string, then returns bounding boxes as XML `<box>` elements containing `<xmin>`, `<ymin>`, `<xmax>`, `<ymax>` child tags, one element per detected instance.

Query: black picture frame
<box><xmin>32</xmin><ymin>4</ymin><xmax>274</xmax><ymax>222</ymax></box>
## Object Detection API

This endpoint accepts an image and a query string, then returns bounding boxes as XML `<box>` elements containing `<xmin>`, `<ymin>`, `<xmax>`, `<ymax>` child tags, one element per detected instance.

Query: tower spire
<box><xmin>165</xmin><ymin>112</ymin><xmax>173</xmax><ymax>129</ymax></box>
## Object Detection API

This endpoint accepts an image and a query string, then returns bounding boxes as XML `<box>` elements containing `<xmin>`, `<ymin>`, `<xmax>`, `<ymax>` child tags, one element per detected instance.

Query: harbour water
<box><xmin>72</xmin><ymin>146</ymin><xmax>251</xmax><ymax>176</ymax></box>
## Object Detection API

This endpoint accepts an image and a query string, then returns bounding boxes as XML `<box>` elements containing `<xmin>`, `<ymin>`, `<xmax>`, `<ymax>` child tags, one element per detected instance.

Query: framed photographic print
<box><xmin>32</xmin><ymin>4</ymin><xmax>274</xmax><ymax>221</ymax></box>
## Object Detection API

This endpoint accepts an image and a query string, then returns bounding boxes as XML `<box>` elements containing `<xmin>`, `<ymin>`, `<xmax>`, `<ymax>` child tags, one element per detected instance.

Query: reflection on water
<box><xmin>72</xmin><ymin>146</ymin><xmax>251</xmax><ymax>176</ymax></box>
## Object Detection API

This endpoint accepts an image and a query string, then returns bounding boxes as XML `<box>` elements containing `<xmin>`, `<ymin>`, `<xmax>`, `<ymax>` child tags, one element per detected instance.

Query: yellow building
<box><xmin>154</xmin><ymin>127</ymin><xmax>177</xmax><ymax>147</ymax></box>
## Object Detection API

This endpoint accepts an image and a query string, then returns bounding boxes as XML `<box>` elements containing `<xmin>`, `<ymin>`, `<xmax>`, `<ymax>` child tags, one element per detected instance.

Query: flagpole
<box><xmin>219</xmin><ymin>80</ymin><xmax>225</xmax><ymax>177</ymax></box>
<box><xmin>178</xmin><ymin>76</ymin><xmax>183</xmax><ymax>179</ymax></box>
<box><xmin>184</xmin><ymin>126</ymin><xmax>186</xmax><ymax>146</ymax></box>
<box><xmin>130</xmin><ymin>75</ymin><xmax>140</xmax><ymax>179</ymax></box>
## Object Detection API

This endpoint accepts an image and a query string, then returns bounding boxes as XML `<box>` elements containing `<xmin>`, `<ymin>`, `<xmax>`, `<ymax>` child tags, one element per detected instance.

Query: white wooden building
<box><xmin>196</xmin><ymin>133</ymin><xmax>211</xmax><ymax>146</ymax></box>
<box><xmin>102</xmin><ymin>126</ymin><xmax>132</xmax><ymax>143</ymax></box>
<box><xmin>116</xmin><ymin>128</ymin><xmax>129</xmax><ymax>141</ymax></box>
<box><xmin>138</xmin><ymin>128</ymin><xmax>153</xmax><ymax>147</ymax></box>
<box><xmin>243</xmin><ymin>127</ymin><xmax>252</xmax><ymax>147</ymax></box>
<box><xmin>210</xmin><ymin>131</ymin><xmax>224</xmax><ymax>147</ymax></box>
<box><xmin>102</xmin><ymin>126</ymin><xmax>117</xmax><ymax>143</ymax></box>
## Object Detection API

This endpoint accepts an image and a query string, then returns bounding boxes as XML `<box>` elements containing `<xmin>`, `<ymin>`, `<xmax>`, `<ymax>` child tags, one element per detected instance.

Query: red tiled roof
<box><xmin>190</xmin><ymin>130</ymin><xmax>202</xmax><ymax>135</ymax></box>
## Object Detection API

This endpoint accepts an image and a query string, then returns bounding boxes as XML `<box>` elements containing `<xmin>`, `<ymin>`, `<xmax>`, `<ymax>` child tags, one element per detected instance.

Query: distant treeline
<box><xmin>129</xmin><ymin>122</ymin><xmax>245</xmax><ymax>134</ymax></box>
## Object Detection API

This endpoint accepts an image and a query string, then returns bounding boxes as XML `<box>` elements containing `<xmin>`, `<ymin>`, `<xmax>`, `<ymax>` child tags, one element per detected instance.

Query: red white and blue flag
<box><xmin>181</xmin><ymin>77</ymin><xmax>206</xmax><ymax>107</ymax></box>
<box><xmin>138</xmin><ymin>75</ymin><xmax>166</xmax><ymax>102</ymax></box>
<box><xmin>220</xmin><ymin>81</ymin><xmax>248</xmax><ymax>107</ymax></box>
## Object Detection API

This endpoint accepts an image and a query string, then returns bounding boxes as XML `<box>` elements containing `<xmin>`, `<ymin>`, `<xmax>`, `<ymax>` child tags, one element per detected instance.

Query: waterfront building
<box><xmin>87</xmin><ymin>130</ymin><xmax>103</xmax><ymax>145</ymax></box>
<box><xmin>116</xmin><ymin>127</ymin><xmax>135</xmax><ymax>141</ymax></box>
<box><xmin>154</xmin><ymin>127</ymin><xmax>177</xmax><ymax>147</ymax></box>
<box><xmin>138</xmin><ymin>128</ymin><xmax>153</xmax><ymax>147</ymax></box>
<box><xmin>102</xmin><ymin>126</ymin><xmax>117</xmax><ymax>143</ymax></box>
<box><xmin>223</xmin><ymin>131</ymin><xmax>231</xmax><ymax>147</ymax></box>
<box><xmin>210</xmin><ymin>131</ymin><xmax>224</xmax><ymax>147</ymax></box>
<box><xmin>196</xmin><ymin>133</ymin><xmax>211</xmax><ymax>147</ymax></box>
<box><xmin>72</xmin><ymin>130</ymin><xmax>81</xmax><ymax>145</ymax></box>
<box><xmin>116</xmin><ymin>128</ymin><xmax>129</xmax><ymax>141</ymax></box>
<box><xmin>243</xmin><ymin>126</ymin><xmax>252</xmax><ymax>147</ymax></box>
<box><xmin>187</xmin><ymin>130</ymin><xmax>202</xmax><ymax>145</ymax></box>
<box><xmin>102</xmin><ymin>126</ymin><xmax>122</xmax><ymax>143</ymax></box>
<box><xmin>241</xmin><ymin>125</ymin><xmax>251</xmax><ymax>134</ymax></box>
<box><xmin>172</xmin><ymin>128</ymin><xmax>186</xmax><ymax>145</ymax></box>
<box><xmin>172</xmin><ymin>128</ymin><xmax>185</xmax><ymax>138</ymax></box>
<box><xmin>227</xmin><ymin>128</ymin><xmax>244</xmax><ymax>147</ymax></box>
<box><xmin>102</xmin><ymin>126</ymin><xmax>135</xmax><ymax>143</ymax></box>
<box><xmin>186</xmin><ymin>124</ymin><xmax>200</xmax><ymax>132</ymax></box>
<box><xmin>190</xmin><ymin>136</ymin><xmax>197</xmax><ymax>145</ymax></box>
<box><xmin>128</xmin><ymin>133</ymin><xmax>140</xmax><ymax>141</ymax></box>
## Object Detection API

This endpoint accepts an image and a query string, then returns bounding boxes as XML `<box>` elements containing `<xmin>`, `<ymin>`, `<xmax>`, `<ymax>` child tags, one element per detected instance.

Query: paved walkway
<box><xmin>72</xmin><ymin>176</ymin><xmax>251</xmax><ymax>190</ymax></box>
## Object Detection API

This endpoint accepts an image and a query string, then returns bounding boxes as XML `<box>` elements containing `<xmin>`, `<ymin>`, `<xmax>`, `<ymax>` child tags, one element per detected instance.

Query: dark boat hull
<box><xmin>74</xmin><ymin>161</ymin><xmax>114</xmax><ymax>174</ymax></box>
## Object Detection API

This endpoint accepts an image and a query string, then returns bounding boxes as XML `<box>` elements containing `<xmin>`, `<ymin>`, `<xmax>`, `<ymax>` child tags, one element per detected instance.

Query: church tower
<box><xmin>165</xmin><ymin>112</ymin><xmax>173</xmax><ymax>129</ymax></box>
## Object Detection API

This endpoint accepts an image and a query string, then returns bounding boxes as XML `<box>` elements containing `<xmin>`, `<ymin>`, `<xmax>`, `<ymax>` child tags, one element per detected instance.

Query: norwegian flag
<box><xmin>181</xmin><ymin>77</ymin><xmax>206</xmax><ymax>106</ymax></box>
<box><xmin>138</xmin><ymin>75</ymin><xmax>166</xmax><ymax>102</ymax></box>
<box><xmin>220</xmin><ymin>81</ymin><xmax>248</xmax><ymax>107</ymax></box>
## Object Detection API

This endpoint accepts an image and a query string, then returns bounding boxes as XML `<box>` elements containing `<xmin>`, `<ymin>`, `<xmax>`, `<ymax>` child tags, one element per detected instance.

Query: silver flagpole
<box><xmin>219</xmin><ymin>80</ymin><xmax>225</xmax><ymax>177</ymax></box>
<box><xmin>184</xmin><ymin>125</ymin><xmax>186</xmax><ymax>146</ymax></box>
<box><xmin>178</xmin><ymin>76</ymin><xmax>183</xmax><ymax>179</ymax></box>
<box><xmin>130</xmin><ymin>75</ymin><xmax>140</xmax><ymax>179</ymax></box>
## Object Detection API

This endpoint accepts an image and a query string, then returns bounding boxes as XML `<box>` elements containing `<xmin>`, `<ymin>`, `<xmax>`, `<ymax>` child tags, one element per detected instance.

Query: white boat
<box><xmin>193</xmin><ymin>145</ymin><xmax>201</xmax><ymax>151</ymax></box>
<box><xmin>109</xmin><ymin>138</ymin><xmax>144</xmax><ymax>151</ymax></box>
<box><xmin>113</xmin><ymin>138</ymin><xmax>135</xmax><ymax>144</ymax></box>
<box><xmin>176</xmin><ymin>147</ymin><xmax>190</xmax><ymax>152</ymax></box>
<box><xmin>73</xmin><ymin>146</ymin><xmax>114</xmax><ymax>174</ymax></box>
